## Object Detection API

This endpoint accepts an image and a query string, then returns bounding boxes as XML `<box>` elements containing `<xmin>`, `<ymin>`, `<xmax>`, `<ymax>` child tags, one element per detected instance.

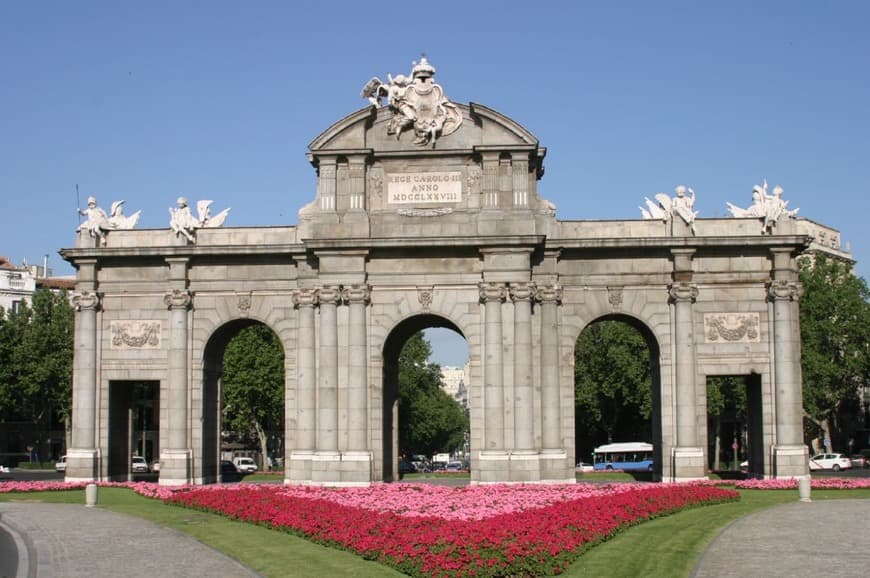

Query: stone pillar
<box><xmin>292</xmin><ymin>289</ymin><xmax>318</xmax><ymax>460</ymax></box>
<box><xmin>343</xmin><ymin>285</ymin><xmax>370</xmax><ymax>451</ymax></box>
<box><xmin>67</xmin><ymin>287</ymin><xmax>100</xmax><ymax>481</ymax></box>
<box><xmin>160</xmin><ymin>285</ymin><xmax>192</xmax><ymax>485</ymax></box>
<box><xmin>510</xmin><ymin>283</ymin><xmax>535</xmax><ymax>451</ymax></box>
<box><xmin>768</xmin><ymin>248</ymin><xmax>808</xmax><ymax>477</ymax></box>
<box><xmin>480</xmin><ymin>283</ymin><xmax>506</xmax><ymax>450</ymax></box>
<box><xmin>317</xmin><ymin>286</ymin><xmax>341</xmax><ymax>452</ymax></box>
<box><xmin>509</xmin><ymin>282</ymin><xmax>539</xmax><ymax>481</ymax></box>
<box><xmin>669</xmin><ymin>275</ymin><xmax>705</xmax><ymax>480</ymax></box>
<box><xmin>537</xmin><ymin>285</ymin><xmax>562</xmax><ymax>450</ymax></box>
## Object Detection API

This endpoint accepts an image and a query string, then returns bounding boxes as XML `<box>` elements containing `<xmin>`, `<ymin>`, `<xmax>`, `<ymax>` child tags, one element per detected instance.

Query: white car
<box><xmin>131</xmin><ymin>456</ymin><xmax>149</xmax><ymax>473</ymax></box>
<box><xmin>55</xmin><ymin>456</ymin><xmax>67</xmax><ymax>472</ymax></box>
<box><xmin>576</xmin><ymin>462</ymin><xmax>594</xmax><ymax>473</ymax></box>
<box><xmin>232</xmin><ymin>457</ymin><xmax>258</xmax><ymax>473</ymax></box>
<box><xmin>808</xmin><ymin>453</ymin><xmax>852</xmax><ymax>472</ymax></box>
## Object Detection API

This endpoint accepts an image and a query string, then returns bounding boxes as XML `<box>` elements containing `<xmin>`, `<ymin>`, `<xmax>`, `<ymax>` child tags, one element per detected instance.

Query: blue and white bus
<box><xmin>592</xmin><ymin>442</ymin><xmax>654</xmax><ymax>472</ymax></box>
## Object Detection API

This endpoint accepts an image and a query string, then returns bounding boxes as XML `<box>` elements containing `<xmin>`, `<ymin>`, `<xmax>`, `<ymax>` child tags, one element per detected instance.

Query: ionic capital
<box><xmin>535</xmin><ymin>284</ymin><xmax>562</xmax><ymax>304</ymax></box>
<box><xmin>73</xmin><ymin>291</ymin><xmax>101</xmax><ymax>312</ymax></box>
<box><xmin>509</xmin><ymin>282</ymin><xmax>535</xmax><ymax>302</ymax></box>
<box><xmin>292</xmin><ymin>288</ymin><xmax>319</xmax><ymax>308</ymax></box>
<box><xmin>317</xmin><ymin>285</ymin><xmax>342</xmax><ymax>305</ymax></box>
<box><xmin>767</xmin><ymin>280</ymin><xmax>803</xmax><ymax>302</ymax></box>
<box><xmin>668</xmin><ymin>282</ymin><xmax>698</xmax><ymax>303</ymax></box>
<box><xmin>478</xmin><ymin>282</ymin><xmax>506</xmax><ymax>303</ymax></box>
<box><xmin>164</xmin><ymin>289</ymin><xmax>192</xmax><ymax>310</ymax></box>
<box><xmin>342</xmin><ymin>284</ymin><xmax>371</xmax><ymax>305</ymax></box>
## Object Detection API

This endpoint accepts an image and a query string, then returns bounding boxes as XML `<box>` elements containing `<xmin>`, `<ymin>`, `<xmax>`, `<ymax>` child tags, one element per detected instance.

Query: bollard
<box><xmin>85</xmin><ymin>483</ymin><xmax>98</xmax><ymax>507</ymax></box>
<box><xmin>798</xmin><ymin>475</ymin><xmax>811</xmax><ymax>502</ymax></box>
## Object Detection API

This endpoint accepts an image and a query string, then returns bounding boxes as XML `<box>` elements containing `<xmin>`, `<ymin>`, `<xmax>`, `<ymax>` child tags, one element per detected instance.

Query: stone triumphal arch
<box><xmin>62</xmin><ymin>58</ymin><xmax>833</xmax><ymax>486</ymax></box>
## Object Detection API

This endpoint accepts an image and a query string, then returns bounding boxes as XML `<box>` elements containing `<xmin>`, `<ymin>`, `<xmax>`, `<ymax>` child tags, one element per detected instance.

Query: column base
<box><xmin>474</xmin><ymin>450</ymin><xmax>510</xmax><ymax>483</ymax></box>
<box><xmin>287</xmin><ymin>450</ymin><xmax>372</xmax><ymax>486</ymax></box>
<box><xmin>540</xmin><ymin>449</ymin><xmax>575</xmax><ymax>483</ymax></box>
<box><xmin>158</xmin><ymin>449</ymin><xmax>191</xmax><ymax>486</ymax></box>
<box><xmin>64</xmin><ymin>448</ymin><xmax>99</xmax><ymax>482</ymax></box>
<box><xmin>508</xmin><ymin>450</ymin><xmax>540</xmax><ymax>482</ymax></box>
<box><xmin>669</xmin><ymin>446</ymin><xmax>707</xmax><ymax>482</ymax></box>
<box><xmin>773</xmin><ymin>444</ymin><xmax>809</xmax><ymax>478</ymax></box>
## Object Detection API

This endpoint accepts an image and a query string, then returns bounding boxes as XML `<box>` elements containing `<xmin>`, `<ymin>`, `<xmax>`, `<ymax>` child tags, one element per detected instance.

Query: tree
<box><xmin>0</xmin><ymin>289</ymin><xmax>74</xmax><ymax>459</ymax></box>
<box><xmin>221</xmin><ymin>324</ymin><xmax>285</xmax><ymax>468</ymax></box>
<box><xmin>799</xmin><ymin>254</ymin><xmax>870</xmax><ymax>452</ymax></box>
<box><xmin>574</xmin><ymin>320</ymin><xmax>652</xmax><ymax>451</ymax></box>
<box><xmin>398</xmin><ymin>332</ymin><xmax>468</xmax><ymax>457</ymax></box>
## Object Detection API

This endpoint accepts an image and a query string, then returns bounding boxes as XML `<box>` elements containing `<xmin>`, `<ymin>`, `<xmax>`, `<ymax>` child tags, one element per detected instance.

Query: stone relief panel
<box><xmin>110</xmin><ymin>320</ymin><xmax>161</xmax><ymax>349</ymax></box>
<box><xmin>703</xmin><ymin>313</ymin><xmax>760</xmax><ymax>343</ymax></box>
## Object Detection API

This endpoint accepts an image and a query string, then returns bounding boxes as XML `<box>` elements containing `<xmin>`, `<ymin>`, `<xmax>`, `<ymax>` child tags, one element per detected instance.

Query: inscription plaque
<box><xmin>387</xmin><ymin>171</ymin><xmax>462</xmax><ymax>204</ymax></box>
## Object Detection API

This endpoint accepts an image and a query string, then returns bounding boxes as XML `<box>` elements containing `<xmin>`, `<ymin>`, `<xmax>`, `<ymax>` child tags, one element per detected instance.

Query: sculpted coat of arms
<box><xmin>361</xmin><ymin>56</ymin><xmax>463</xmax><ymax>146</ymax></box>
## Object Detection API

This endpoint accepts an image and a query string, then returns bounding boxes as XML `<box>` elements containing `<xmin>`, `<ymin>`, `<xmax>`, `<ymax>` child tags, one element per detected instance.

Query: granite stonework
<box><xmin>60</xmin><ymin>62</ymin><xmax>849</xmax><ymax>486</ymax></box>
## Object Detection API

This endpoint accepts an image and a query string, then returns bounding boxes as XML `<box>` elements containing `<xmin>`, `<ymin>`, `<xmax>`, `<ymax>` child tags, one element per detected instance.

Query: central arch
<box><xmin>381</xmin><ymin>314</ymin><xmax>466</xmax><ymax>482</ymax></box>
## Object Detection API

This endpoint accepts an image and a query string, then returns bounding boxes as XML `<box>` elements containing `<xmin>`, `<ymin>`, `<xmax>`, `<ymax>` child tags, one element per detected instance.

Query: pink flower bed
<box><xmin>166</xmin><ymin>483</ymin><xmax>737</xmax><ymax>577</ymax></box>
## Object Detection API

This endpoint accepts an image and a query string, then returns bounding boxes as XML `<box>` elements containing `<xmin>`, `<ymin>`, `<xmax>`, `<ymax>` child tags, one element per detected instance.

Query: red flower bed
<box><xmin>166</xmin><ymin>483</ymin><xmax>737</xmax><ymax>577</ymax></box>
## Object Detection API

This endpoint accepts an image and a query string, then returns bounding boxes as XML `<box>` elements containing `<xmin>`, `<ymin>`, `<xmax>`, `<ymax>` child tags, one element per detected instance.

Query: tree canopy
<box><xmin>574</xmin><ymin>319</ymin><xmax>653</xmax><ymax>451</ymax></box>
<box><xmin>397</xmin><ymin>332</ymin><xmax>468</xmax><ymax>457</ymax></box>
<box><xmin>799</xmin><ymin>254</ymin><xmax>870</xmax><ymax>449</ymax></box>
<box><xmin>221</xmin><ymin>324</ymin><xmax>285</xmax><ymax>464</ymax></box>
<box><xmin>0</xmin><ymin>289</ymin><xmax>73</xmax><ymax>427</ymax></box>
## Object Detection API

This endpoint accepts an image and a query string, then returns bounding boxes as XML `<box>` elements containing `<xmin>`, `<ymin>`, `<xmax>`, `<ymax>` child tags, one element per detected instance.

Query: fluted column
<box><xmin>71</xmin><ymin>290</ymin><xmax>100</xmax><ymax>452</ymax></box>
<box><xmin>317</xmin><ymin>285</ymin><xmax>341</xmax><ymax>451</ymax></box>
<box><xmin>343</xmin><ymin>284</ymin><xmax>370</xmax><ymax>451</ymax></box>
<box><xmin>537</xmin><ymin>285</ymin><xmax>562</xmax><ymax>450</ymax></box>
<box><xmin>669</xmin><ymin>282</ymin><xmax>699</xmax><ymax>448</ymax></box>
<box><xmin>510</xmin><ymin>282</ymin><xmax>534</xmax><ymax>451</ymax></box>
<box><xmin>292</xmin><ymin>289</ymin><xmax>318</xmax><ymax>451</ymax></box>
<box><xmin>479</xmin><ymin>282</ymin><xmax>506</xmax><ymax>449</ymax></box>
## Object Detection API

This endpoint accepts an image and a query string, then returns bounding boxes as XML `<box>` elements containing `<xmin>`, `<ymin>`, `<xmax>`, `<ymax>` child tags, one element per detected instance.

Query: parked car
<box><xmin>55</xmin><ymin>455</ymin><xmax>67</xmax><ymax>472</ymax></box>
<box><xmin>220</xmin><ymin>460</ymin><xmax>241</xmax><ymax>480</ymax></box>
<box><xmin>398</xmin><ymin>460</ymin><xmax>417</xmax><ymax>475</ymax></box>
<box><xmin>808</xmin><ymin>453</ymin><xmax>852</xmax><ymax>471</ymax></box>
<box><xmin>445</xmin><ymin>461</ymin><xmax>464</xmax><ymax>472</ymax></box>
<box><xmin>149</xmin><ymin>460</ymin><xmax>160</xmax><ymax>473</ymax></box>
<box><xmin>232</xmin><ymin>456</ymin><xmax>258</xmax><ymax>473</ymax></box>
<box><xmin>131</xmin><ymin>456</ymin><xmax>149</xmax><ymax>473</ymax></box>
<box><xmin>576</xmin><ymin>462</ymin><xmax>594</xmax><ymax>473</ymax></box>
<box><xmin>849</xmin><ymin>455</ymin><xmax>869</xmax><ymax>469</ymax></box>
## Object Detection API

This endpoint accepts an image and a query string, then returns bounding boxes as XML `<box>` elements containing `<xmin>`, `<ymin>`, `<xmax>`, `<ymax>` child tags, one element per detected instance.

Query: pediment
<box><xmin>308</xmin><ymin>102</ymin><xmax>540</xmax><ymax>155</ymax></box>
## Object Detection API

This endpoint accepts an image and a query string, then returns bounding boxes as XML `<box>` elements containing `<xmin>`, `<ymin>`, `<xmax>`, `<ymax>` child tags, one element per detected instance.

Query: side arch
<box><xmin>196</xmin><ymin>317</ymin><xmax>288</xmax><ymax>483</ymax></box>
<box><xmin>571</xmin><ymin>312</ymin><xmax>665</xmax><ymax>479</ymax></box>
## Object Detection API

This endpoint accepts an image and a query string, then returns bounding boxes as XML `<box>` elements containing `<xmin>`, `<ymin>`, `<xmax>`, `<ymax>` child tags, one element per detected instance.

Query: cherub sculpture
<box><xmin>727</xmin><ymin>180</ymin><xmax>798</xmax><ymax>234</ymax></box>
<box><xmin>77</xmin><ymin>196</ymin><xmax>141</xmax><ymax>245</ymax></box>
<box><xmin>361</xmin><ymin>56</ymin><xmax>462</xmax><ymax>146</ymax></box>
<box><xmin>169</xmin><ymin>197</ymin><xmax>230</xmax><ymax>242</ymax></box>
<box><xmin>640</xmin><ymin>185</ymin><xmax>698</xmax><ymax>234</ymax></box>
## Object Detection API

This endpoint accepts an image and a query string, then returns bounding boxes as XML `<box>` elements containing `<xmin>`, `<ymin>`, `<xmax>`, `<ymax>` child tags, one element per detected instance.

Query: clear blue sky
<box><xmin>2</xmin><ymin>1</ymin><xmax>867</xmax><ymax>366</ymax></box>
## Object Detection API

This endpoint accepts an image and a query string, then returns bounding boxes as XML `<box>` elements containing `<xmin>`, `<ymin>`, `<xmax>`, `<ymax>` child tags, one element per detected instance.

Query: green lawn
<box><xmin>2</xmin><ymin>486</ymin><xmax>868</xmax><ymax>577</ymax></box>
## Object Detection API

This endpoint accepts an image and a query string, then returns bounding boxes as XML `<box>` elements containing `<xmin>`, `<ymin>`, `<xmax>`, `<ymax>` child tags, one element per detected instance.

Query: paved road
<box><xmin>0</xmin><ymin>502</ymin><xmax>261</xmax><ymax>578</ymax></box>
<box><xmin>692</xmin><ymin>499</ymin><xmax>870</xmax><ymax>577</ymax></box>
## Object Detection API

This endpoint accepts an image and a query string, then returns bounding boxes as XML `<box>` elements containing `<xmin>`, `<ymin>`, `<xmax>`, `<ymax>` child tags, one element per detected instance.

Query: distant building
<box><xmin>440</xmin><ymin>363</ymin><xmax>469</xmax><ymax>409</ymax></box>
<box><xmin>0</xmin><ymin>255</ymin><xmax>74</xmax><ymax>314</ymax></box>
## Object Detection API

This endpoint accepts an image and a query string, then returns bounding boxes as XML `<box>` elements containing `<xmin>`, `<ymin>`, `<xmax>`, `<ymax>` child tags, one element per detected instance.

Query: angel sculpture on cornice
<box><xmin>77</xmin><ymin>196</ymin><xmax>141</xmax><ymax>245</ymax></box>
<box><xmin>169</xmin><ymin>197</ymin><xmax>230</xmax><ymax>243</ymax></box>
